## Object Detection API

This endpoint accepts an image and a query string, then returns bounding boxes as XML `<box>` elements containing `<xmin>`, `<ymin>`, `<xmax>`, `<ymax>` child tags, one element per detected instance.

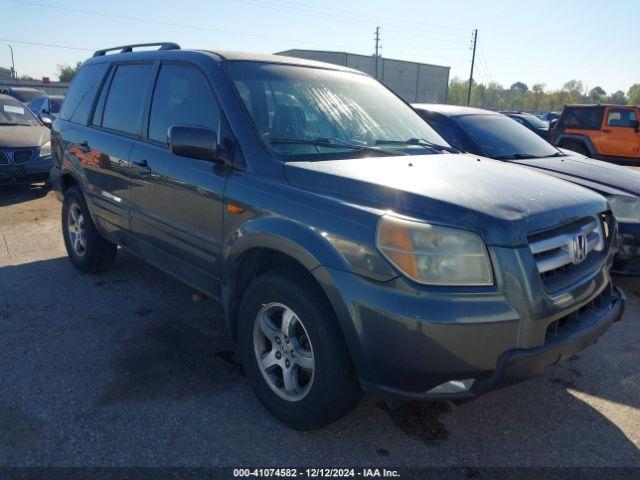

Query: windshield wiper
<box><xmin>494</xmin><ymin>153</ymin><xmax>539</xmax><ymax>160</ymax></box>
<box><xmin>541</xmin><ymin>152</ymin><xmax>565</xmax><ymax>158</ymax></box>
<box><xmin>270</xmin><ymin>137</ymin><xmax>407</xmax><ymax>156</ymax></box>
<box><xmin>375</xmin><ymin>138</ymin><xmax>461</xmax><ymax>153</ymax></box>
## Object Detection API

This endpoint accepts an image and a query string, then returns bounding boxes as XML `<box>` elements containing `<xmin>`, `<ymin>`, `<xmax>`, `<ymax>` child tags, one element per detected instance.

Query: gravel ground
<box><xmin>0</xmin><ymin>185</ymin><xmax>638</xmax><ymax>468</ymax></box>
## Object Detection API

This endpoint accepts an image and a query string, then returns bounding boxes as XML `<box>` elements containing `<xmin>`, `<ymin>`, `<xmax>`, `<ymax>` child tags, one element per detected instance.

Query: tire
<box><xmin>562</xmin><ymin>141</ymin><xmax>590</xmax><ymax>157</ymax></box>
<box><xmin>238</xmin><ymin>271</ymin><xmax>362</xmax><ymax>429</ymax></box>
<box><xmin>62</xmin><ymin>186</ymin><xmax>117</xmax><ymax>273</ymax></box>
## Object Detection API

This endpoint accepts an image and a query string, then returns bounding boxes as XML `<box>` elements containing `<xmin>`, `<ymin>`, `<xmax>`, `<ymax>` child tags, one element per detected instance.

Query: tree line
<box><xmin>447</xmin><ymin>78</ymin><xmax>640</xmax><ymax>112</ymax></box>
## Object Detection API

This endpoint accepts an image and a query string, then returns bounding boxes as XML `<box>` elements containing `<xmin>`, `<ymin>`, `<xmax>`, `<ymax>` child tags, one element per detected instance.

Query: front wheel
<box><xmin>238</xmin><ymin>271</ymin><xmax>362</xmax><ymax>429</ymax></box>
<box><xmin>62</xmin><ymin>187</ymin><xmax>117</xmax><ymax>273</ymax></box>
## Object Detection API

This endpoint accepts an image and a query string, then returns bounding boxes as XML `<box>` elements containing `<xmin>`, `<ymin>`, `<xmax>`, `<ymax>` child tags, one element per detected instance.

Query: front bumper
<box><xmin>317</xmin><ymin>242</ymin><xmax>622</xmax><ymax>402</ymax></box>
<box><xmin>0</xmin><ymin>155</ymin><xmax>51</xmax><ymax>185</ymax></box>
<box><xmin>613</xmin><ymin>223</ymin><xmax>640</xmax><ymax>276</ymax></box>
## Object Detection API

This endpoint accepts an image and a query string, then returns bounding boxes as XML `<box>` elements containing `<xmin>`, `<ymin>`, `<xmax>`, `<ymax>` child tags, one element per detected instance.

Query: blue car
<box><xmin>413</xmin><ymin>104</ymin><xmax>640</xmax><ymax>275</ymax></box>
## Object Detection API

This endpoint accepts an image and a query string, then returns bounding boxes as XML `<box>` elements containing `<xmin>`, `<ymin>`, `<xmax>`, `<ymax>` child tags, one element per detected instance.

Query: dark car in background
<box><xmin>0</xmin><ymin>94</ymin><xmax>52</xmax><ymax>184</ymax></box>
<box><xmin>501</xmin><ymin>111</ymin><xmax>550</xmax><ymax>139</ymax></box>
<box><xmin>0</xmin><ymin>86</ymin><xmax>46</xmax><ymax>105</ymax></box>
<box><xmin>413</xmin><ymin>104</ymin><xmax>640</xmax><ymax>275</ymax></box>
<box><xmin>51</xmin><ymin>43</ymin><xmax>624</xmax><ymax>429</ymax></box>
<box><xmin>27</xmin><ymin>94</ymin><xmax>64</xmax><ymax>126</ymax></box>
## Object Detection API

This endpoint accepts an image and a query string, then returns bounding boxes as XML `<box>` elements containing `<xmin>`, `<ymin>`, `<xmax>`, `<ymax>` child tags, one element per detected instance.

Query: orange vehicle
<box><xmin>551</xmin><ymin>104</ymin><xmax>640</xmax><ymax>164</ymax></box>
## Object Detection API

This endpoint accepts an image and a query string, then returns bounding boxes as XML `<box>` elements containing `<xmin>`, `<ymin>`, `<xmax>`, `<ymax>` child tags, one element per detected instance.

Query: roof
<box><xmin>203</xmin><ymin>50</ymin><xmax>362</xmax><ymax>73</ymax></box>
<box><xmin>3</xmin><ymin>86</ymin><xmax>45</xmax><ymax>93</ymax></box>
<box><xmin>84</xmin><ymin>44</ymin><xmax>363</xmax><ymax>75</ymax></box>
<box><xmin>564</xmin><ymin>104</ymin><xmax>639</xmax><ymax>108</ymax></box>
<box><xmin>412</xmin><ymin>104</ymin><xmax>497</xmax><ymax>116</ymax></box>
<box><xmin>276</xmin><ymin>49</ymin><xmax>450</xmax><ymax>70</ymax></box>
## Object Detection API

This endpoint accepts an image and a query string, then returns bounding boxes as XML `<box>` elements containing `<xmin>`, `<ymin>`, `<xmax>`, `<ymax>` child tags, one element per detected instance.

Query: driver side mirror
<box><xmin>40</xmin><ymin>116</ymin><xmax>52</xmax><ymax>129</ymax></box>
<box><xmin>167</xmin><ymin>125</ymin><xmax>222</xmax><ymax>162</ymax></box>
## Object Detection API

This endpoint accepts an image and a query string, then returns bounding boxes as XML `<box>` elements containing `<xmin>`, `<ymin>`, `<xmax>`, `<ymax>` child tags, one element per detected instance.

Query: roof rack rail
<box><xmin>93</xmin><ymin>42</ymin><xmax>180</xmax><ymax>57</ymax></box>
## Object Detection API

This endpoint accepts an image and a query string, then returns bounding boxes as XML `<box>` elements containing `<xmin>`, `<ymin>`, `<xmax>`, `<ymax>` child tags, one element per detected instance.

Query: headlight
<box><xmin>39</xmin><ymin>141</ymin><xmax>51</xmax><ymax>157</ymax></box>
<box><xmin>608</xmin><ymin>195</ymin><xmax>640</xmax><ymax>224</ymax></box>
<box><xmin>376</xmin><ymin>215</ymin><xmax>493</xmax><ymax>286</ymax></box>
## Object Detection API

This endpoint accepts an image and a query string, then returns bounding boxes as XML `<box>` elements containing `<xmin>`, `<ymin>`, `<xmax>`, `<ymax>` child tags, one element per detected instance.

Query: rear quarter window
<box><xmin>559</xmin><ymin>108</ymin><xmax>603</xmax><ymax>130</ymax></box>
<box><xmin>58</xmin><ymin>63</ymin><xmax>108</xmax><ymax>124</ymax></box>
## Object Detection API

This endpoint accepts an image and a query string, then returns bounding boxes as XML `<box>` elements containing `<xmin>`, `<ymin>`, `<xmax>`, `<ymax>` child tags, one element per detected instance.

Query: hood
<box><xmin>512</xmin><ymin>150</ymin><xmax>640</xmax><ymax>197</ymax></box>
<box><xmin>285</xmin><ymin>153</ymin><xmax>608</xmax><ymax>246</ymax></box>
<box><xmin>0</xmin><ymin>125</ymin><xmax>50</xmax><ymax>148</ymax></box>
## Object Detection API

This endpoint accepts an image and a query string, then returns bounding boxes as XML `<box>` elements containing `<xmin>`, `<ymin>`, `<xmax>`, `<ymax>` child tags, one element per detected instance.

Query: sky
<box><xmin>1</xmin><ymin>0</ymin><xmax>638</xmax><ymax>94</ymax></box>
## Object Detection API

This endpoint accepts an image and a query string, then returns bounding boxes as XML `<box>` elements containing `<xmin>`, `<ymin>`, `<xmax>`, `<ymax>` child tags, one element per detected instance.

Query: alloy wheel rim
<box><xmin>253</xmin><ymin>302</ymin><xmax>315</xmax><ymax>402</ymax></box>
<box><xmin>67</xmin><ymin>203</ymin><xmax>87</xmax><ymax>257</ymax></box>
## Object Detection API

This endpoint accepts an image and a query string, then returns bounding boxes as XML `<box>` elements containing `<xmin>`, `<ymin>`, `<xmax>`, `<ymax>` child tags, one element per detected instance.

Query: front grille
<box><xmin>13</xmin><ymin>150</ymin><xmax>33</xmax><ymax>164</ymax></box>
<box><xmin>529</xmin><ymin>215</ymin><xmax>610</xmax><ymax>292</ymax></box>
<box><xmin>0</xmin><ymin>151</ymin><xmax>9</xmax><ymax>165</ymax></box>
<box><xmin>545</xmin><ymin>286</ymin><xmax>614</xmax><ymax>340</ymax></box>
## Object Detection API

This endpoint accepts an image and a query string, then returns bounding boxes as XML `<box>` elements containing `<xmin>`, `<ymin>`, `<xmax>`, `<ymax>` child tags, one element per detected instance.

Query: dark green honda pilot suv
<box><xmin>50</xmin><ymin>43</ymin><xmax>625</xmax><ymax>429</ymax></box>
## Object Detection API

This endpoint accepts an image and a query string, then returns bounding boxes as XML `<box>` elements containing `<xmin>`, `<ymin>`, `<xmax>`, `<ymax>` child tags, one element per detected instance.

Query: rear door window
<box><xmin>102</xmin><ymin>64</ymin><xmax>154</xmax><ymax>136</ymax></box>
<box><xmin>148</xmin><ymin>63</ymin><xmax>221</xmax><ymax>143</ymax></box>
<box><xmin>58</xmin><ymin>63</ymin><xmax>108</xmax><ymax>124</ymax></box>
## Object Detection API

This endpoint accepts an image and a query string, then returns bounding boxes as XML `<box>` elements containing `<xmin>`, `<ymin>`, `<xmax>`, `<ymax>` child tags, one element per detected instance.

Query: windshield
<box><xmin>11</xmin><ymin>89</ymin><xmax>44</xmax><ymax>103</ymax></box>
<box><xmin>456</xmin><ymin>114</ymin><xmax>559</xmax><ymax>159</ymax></box>
<box><xmin>226</xmin><ymin>62</ymin><xmax>449</xmax><ymax>161</ymax></box>
<box><xmin>0</xmin><ymin>97</ymin><xmax>40</xmax><ymax>126</ymax></box>
<box><xmin>519</xmin><ymin>113</ymin><xmax>549</xmax><ymax>129</ymax></box>
<box><xmin>50</xmin><ymin>98</ymin><xmax>63</xmax><ymax>113</ymax></box>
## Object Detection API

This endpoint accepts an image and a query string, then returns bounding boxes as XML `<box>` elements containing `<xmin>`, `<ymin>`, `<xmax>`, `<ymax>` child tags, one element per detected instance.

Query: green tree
<box><xmin>606</xmin><ymin>90</ymin><xmax>627</xmax><ymax>105</ymax></box>
<box><xmin>588</xmin><ymin>86</ymin><xmax>606</xmax><ymax>103</ymax></box>
<box><xmin>628</xmin><ymin>84</ymin><xmax>640</xmax><ymax>105</ymax></box>
<box><xmin>57</xmin><ymin>61</ymin><xmax>82</xmax><ymax>82</ymax></box>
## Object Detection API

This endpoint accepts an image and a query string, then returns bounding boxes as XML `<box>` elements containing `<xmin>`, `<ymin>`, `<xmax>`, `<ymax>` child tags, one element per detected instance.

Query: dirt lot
<box><xmin>0</xmin><ymin>185</ymin><xmax>639</xmax><ymax>468</ymax></box>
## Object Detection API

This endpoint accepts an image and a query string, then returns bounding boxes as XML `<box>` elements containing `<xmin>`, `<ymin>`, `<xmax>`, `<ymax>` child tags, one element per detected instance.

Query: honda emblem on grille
<box><xmin>569</xmin><ymin>233</ymin><xmax>588</xmax><ymax>265</ymax></box>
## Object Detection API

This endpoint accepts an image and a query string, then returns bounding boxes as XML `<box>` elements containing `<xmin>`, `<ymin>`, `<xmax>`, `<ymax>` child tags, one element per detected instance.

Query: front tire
<box><xmin>238</xmin><ymin>271</ymin><xmax>362</xmax><ymax>429</ymax></box>
<box><xmin>62</xmin><ymin>186</ymin><xmax>117</xmax><ymax>273</ymax></box>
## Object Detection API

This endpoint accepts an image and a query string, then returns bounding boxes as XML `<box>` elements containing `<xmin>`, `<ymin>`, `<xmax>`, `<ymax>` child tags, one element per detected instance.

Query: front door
<box><xmin>129</xmin><ymin>62</ymin><xmax>228</xmax><ymax>299</ymax></box>
<box><xmin>598</xmin><ymin>107</ymin><xmax>640</xmax><ymax>157</ymax></box>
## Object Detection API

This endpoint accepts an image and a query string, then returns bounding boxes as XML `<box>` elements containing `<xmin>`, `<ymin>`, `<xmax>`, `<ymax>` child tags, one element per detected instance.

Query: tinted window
<box><xmin>102</xmin><ymin>64</ymin><xmax>154</xmax><ymax>135</ymax></box>
<box><xmin>607</xmin><ymin>109</ymin><xmax>637</xmax><ymax>127</ymax></box>
<box><xmin>28</xmin><ymin>98</ymin><xmax>43</xmax><ymax>112</ymax></box>
<box><xmin>561</xmin><ymin>108</ymin><xmax>602</xmax><ymax>130</ymax></box>
<box><xmin>148</xmin><ymin>64</ymin><xmax>220</xmax><ymax>143</ymax></box>
<box><xmin>455</xmin><ymin>114</ymin><xmax>559</xmax><ymax>159</ymax></box>
<box><xmin>59</xmin><ymin>63</ymin><xmax>108</xmax><ymax>124</ymax></box>
<box><xmin>50</xmin><ymin>98</ymin><xmax>63</xmax><ymax>114</ymax></box>
<box><xmin>419</xmin><ymin>112</ymin><xmax>475</xmax><ymax>153</ymax></box>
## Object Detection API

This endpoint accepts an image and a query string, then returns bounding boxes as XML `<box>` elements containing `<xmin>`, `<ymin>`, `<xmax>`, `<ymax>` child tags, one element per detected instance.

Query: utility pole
<box><xmin>8</xmin><ymin>44</ymin><xmax>16</xmax><ymax>80</ymax></box>
<box><xmin>374</xmin><ymin>26</ymin><xmax>381</xmax><ymax>80</ymax></box>
<box><xmin>466</xmin><ymin>29</ymin><xmax>477</xmax><ymax>106</ymax></box>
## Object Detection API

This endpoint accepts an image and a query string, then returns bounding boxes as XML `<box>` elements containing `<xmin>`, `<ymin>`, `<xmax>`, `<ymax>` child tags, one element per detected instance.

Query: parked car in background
<box><xmin>413</xmin><ymin>104</ymin><xmax>640</xmax><ymax>275</ymax></box>
<box><xmin>551</xmin><ymin>104</ymin><xmax>640</xmax><ymax>164</ymax></box>
<box><xmin>0</xmin><ymin>94</ymin><xmax>52</xmax><ymax>185</ymax></box>
<box><xmin>541</xmin><ymin>111</ymin><xmax>561</xmax><ymax>122</ymax></box>
<box><xmin>500</xmin><ymin>111</ymin><xmax>550</xmax><ymax>139</ymax></box>
<box><xmin>27</xmin><ymin>94</ymin><xmax>64</xmax><ymax>126</ymax></box>
<box><xmin>0</xmin><ymin>86</ymin><xmax>46</xmax><ymax>105</ymax></box>
<box><xmin>51</xmin><ymin>43</ymin><xmax>625</xmax><ymax>429</ymax></box>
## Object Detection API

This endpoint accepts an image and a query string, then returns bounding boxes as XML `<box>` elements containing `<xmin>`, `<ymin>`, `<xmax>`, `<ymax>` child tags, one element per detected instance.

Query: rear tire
<box><xmin>62</xmin><ymin>186</ymin><xmax>117</xmax><ymax>273</ymax></box>
<box><xmin>238</xmin><ymin>271</ymin><xmax>362</xmax><ymax>429</ymax></box>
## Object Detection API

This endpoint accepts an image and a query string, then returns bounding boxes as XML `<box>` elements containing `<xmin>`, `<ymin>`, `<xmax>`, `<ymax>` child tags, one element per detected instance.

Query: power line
<box><xmin>0</xmin><ymin>37</ymin><xmax>93</xmax><ymax>51</ymax></box>
<box><xmin>6</xmin><ymin>0</ymin><xmax>352</xmax><ymax>50</ymax></box>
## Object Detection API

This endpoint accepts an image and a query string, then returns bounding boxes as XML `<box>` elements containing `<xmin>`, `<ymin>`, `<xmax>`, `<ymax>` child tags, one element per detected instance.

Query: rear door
<box><xmin>83</xmin><ymin>62</ymin><xmax>156</xmax><ymax>234</ymax></box>
<box><xmin>598</xmin><ymin>107</ymin><xmax>640</xmax><ymax>157</ymax></box>
<box><xmin>128</xmin><ymin>62</ymin><xmax>228</xmax><ymax>298</ymax></box>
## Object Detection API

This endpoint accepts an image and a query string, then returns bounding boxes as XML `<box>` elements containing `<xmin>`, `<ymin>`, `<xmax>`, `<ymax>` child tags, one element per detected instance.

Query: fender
<box><xmin>554</xmin><ymin>133</ymin><xmax>597</xmax><ymax>155</ymax></box>
<box><xmin>222</xmin><ymin>215</ymin><xmax>353</xmax><ymax>285</ymax></box>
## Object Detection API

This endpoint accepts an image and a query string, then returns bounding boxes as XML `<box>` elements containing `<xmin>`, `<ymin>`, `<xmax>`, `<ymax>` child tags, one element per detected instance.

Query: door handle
<box><xmin>132</xmin><ymin>158</ymin><xmax>151</xmax><ymax>175</ymax></box>
<box><xmin>602</xmin><ymin>129</ymin><xmax>612</xmax><ymax>133</ymax></box>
